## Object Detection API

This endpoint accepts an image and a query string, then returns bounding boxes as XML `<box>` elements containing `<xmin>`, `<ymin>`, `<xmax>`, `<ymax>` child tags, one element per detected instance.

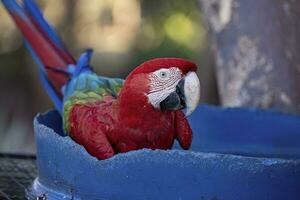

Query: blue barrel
<box><xmin>28</xmin><ymin>105</ymin><xmax>300</xmax><ymax>200</ymax></box>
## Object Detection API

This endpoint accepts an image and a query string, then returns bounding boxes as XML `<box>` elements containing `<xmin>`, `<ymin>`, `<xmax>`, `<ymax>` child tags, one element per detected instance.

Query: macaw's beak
<box><xmin>160</xmin><ymin>72</ymin><xmax>200</xmax><ymax>116</ymax></box>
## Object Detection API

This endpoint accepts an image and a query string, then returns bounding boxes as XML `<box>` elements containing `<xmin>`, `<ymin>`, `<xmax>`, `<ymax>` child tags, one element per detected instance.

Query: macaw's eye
<box><xmin>159</xmin><ymin>71</ymin><xmax>168</xmax><ymax>78</ymax></box>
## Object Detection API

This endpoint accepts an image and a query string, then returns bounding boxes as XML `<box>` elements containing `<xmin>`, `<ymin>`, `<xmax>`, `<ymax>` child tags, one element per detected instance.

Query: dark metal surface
<box><xmin>0</xmin><ymin>154</ymin><xmax>37</xmax><ymax>200</ymax></box>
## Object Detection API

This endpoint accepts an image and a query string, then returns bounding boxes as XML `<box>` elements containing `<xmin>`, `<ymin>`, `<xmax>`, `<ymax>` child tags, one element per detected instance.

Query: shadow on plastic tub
<box><xmin>27</xmin><ymin>105</ymin><xmax>300</xmax><ymax>200</ymax></box>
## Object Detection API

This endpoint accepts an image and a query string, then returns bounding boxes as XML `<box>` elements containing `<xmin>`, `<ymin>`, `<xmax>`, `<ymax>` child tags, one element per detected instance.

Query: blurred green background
<box><xmin>0</xmin><ymin>0</ymin><xmax>218</xmax><ymax>154</ymax></box>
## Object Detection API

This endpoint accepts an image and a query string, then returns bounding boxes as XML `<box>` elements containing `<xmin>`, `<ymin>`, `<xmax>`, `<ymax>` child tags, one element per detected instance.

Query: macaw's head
<box><xmin>122</xmin><ymin>58</ymin><xmax>200</xmax><ymax>116</ymax></box>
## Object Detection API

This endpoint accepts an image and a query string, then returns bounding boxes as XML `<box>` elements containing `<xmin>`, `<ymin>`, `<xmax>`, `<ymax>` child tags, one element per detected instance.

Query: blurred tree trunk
<box><xmin>199</xmin><ymin>0</ymin><xmax>300</xmax><ymax>113</ymax></box>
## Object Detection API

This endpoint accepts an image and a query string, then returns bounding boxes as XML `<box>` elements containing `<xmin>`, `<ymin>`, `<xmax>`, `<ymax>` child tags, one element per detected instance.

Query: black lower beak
<box><xmin>160</xmin><ymin>79</ymin><xmax>186</xmax><ymax>111</ymax></box>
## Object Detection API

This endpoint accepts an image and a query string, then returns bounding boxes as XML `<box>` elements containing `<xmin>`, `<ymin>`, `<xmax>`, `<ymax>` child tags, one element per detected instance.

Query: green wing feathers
<box><xmin>62</xmin><ymin>72</ymin><xmax>124</xmax><ymax>133</ymax></box>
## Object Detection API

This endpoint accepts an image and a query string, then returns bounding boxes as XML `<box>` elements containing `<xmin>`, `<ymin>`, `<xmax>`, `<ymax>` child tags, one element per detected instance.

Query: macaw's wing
<box><xmin>63</xmin><ymin>73</ymin><xmax>124</xmax><ymax>102</ymax></box>
<box><xmin>97</xmin><ymin>76</ymin><xmax>124</xmax><ymax>97</ymax></box>
<box><xmin>62</xmin><ymin>72</ymin><xmax>124</xmax><ymax>134</ymax></box>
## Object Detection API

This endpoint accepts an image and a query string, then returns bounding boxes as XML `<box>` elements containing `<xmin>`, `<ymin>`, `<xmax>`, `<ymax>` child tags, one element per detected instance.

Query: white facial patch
<box><xmin>147</xmin><ymin>67</ymin><xmax>182</xmax><ymax>108</ymax></box>
<box><xmin>184</xmin><ymin>71</ymin><xmax>200</xmax><ymax>116</ymax></box>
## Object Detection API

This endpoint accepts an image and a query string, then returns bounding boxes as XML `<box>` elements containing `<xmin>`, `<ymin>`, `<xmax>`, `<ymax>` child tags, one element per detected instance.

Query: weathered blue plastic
<box><xmin>28</xmin><ymin>105</ymin><xmax>300</xmax><ymax>200</ymax></box>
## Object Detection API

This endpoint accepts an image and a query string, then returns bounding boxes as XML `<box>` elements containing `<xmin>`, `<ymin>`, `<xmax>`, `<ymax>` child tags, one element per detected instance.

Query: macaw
<box><xmin>2</xmin><ymin>0</ymin><xmax>200</xmax><ymax>160</ymax></box>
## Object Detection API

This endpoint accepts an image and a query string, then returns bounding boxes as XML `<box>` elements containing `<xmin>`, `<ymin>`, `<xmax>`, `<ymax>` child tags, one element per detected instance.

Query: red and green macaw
<box><xmin>2</xmin><ymin>0</ymin><xmax>201</xmax><ymax>159</ymax></box>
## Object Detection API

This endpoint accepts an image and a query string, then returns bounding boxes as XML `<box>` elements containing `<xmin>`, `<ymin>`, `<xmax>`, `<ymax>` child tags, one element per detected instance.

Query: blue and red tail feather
<box><xmin>2</xmin><ymin>0</ymin><xmax>76</xmax><ymax>113</ymax></box>
<box><xmin>23</xmin><ymin>0</ymin><xmax>65</xmax><ymax>49</ymax></box>
<box><xmin>23</xmin><ymin>0</ymin><xmax>75</xmax><ymax>64</ymax></box>
<box><xmin>24</xmin><ymin>40</ymin><xmax>63</xmax><ymax>112</ymax></box>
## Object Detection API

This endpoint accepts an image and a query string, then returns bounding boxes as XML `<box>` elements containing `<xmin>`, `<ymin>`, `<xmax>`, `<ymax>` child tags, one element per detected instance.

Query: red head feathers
<box><xmin>130</xmin><ymin>57</ymin><xmax>197</xmax><ymax>76</ymax></box>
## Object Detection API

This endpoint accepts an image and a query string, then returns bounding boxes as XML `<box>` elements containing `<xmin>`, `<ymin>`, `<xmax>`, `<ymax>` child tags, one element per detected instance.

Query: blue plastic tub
<box><xmin>28</xmin><ymin>105</ymin><xmax>300</xmax><ymax>200</ymax></box>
